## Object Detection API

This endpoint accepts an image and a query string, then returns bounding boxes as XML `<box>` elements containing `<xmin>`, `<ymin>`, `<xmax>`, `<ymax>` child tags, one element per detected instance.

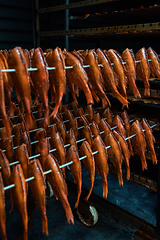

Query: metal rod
<box><xmin>1</xmin><ymin>59</ymin><xmax>153</xmax><ymax>73</ymax></box>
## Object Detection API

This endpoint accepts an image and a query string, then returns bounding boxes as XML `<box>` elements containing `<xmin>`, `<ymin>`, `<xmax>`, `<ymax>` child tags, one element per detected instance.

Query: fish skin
<box><xmin>56</xmin><ymin>121</ymin><xmax>67</xmax><ymax>144</ymax></box>
<box><xmin>84</xmin><ymin>104</ymin><xmax>94</xmax><ymax>123</ymax></box>
<box><xmin>141</xmin><ymin>118</ymin><xmax>157</xmax><ymax>165</ymax></box>
<box><xmin>81</xmin><ymin>125</ymin><xmax>93</xmax><ymax>147</ymax></box>
<box><xmin>7</xmin><ymin>47</ymin><xmax>34</xmax><ymax>131</ymax></box>
<box><xmin>14</xmin><ymin>144</ymin><xmax>29</xmax><ymax>179</ymax></box>
<box><xmin>34</xmin><ymin>129</ymin><xmax>46</xmax><ymax>142</ymax></box>
<box><xmin>102</xmin><ymin>108</ymin><xmax>113</xmax><ymax>126</ymax></box>
<box><xmin>65</xmin><ymin>52</ymin><xmax>94</xmax><ymax>105</ymax></box>
<box><xmin>28</xmin><ymin>159</ymin><xmax>48</xmax><ymax>236</ymax></box>
<box><xmin>12</xmin><ymin>123</ymin><xmax>22</xmax><ymax>147</ymax></box>
<box><xmin>0</xmin><ymin>52</ymin><xmax>16</xmax><ymax>118</ymax></box>
<box><xmin>103</xmin><ymin>132</ymin><xmax>123</xmax><ymax>186</ymax></box>
<box><xmin>121</xmin><ymin>110</ymin><xmax>134</xmax><ymax>156</ymax></box>
<box><xmin>65</xmin><ymin>128</ymin><xmax>78</xmax><ymax>152</ymax></box>
<box><xmin>20</xmin><ymin>131</ymin><xmax>31</xmax><ymax>157</ymax></box>
<box><xmin>112</xmin><ymin>115</ymin><xmax>126</xmax><ymax>138</ymax></box>
<box><xmin>0</xmin><ymin>65</ymin><xmax>12</xmax><ymax>138</ymax></box>
<box><xmin>0</xmin><ymin>173</ymin><xmax>7</xmax><ymax>240</ymax></box>
<box><xmin>0</xmin><ymin>149</ymin><xmax>13</xmax><ymax>211</ymax></box>
<box><xmin>78</xmin><ymin>115</ymin><xmax>90</xmax><ymax>128</ymax></box>
<box><xmin>122</xmin><ymin>48</ymin><xmax>141</xmax><ymax>98</ymax></box>
<box><xmin>49</xmin><ymin>129</ymin><xmax>66</xmax><ymax>178</ymax></box>
<box><xmin>11</xmin><ymin>164</ymin><xmax>28</xmax><ymax>240</ymax></box>
<box><xmin>63</xmin><ymin>106</ymin><xmax>78</xmax><ymax>139</ymax></box>
<box><xmin>135</xmin><ymin>47</ymin><xmax>150</xmax><ymax>97</ymax></box>
<box><xmin>0</xmin><ymin>128</ymin><xmax>13</xmax><ymax>163</ymax></box>
<box><xmin>98</xmin><ymin>118</ymin><xmax>111</xmax><ymax>141</ymax></box>
<box><xmin>35</xmin><ymin>138</ymin><xmax>50</xmax><ymax>171</ymax></box>
<box><xmin>84</xmin><ymin>50</ymin><xmax>111</xmax><ymax>108</ymax></box>
<box><xmin>130</xmin><ymin>120</ymin><xmax>147</xmax><ymax>171</ymax></box>
<box><xmin>92</xmin><ymin>135</ymin><xmax>109</xmax><ymax>198</ymax></box>
<box><xmin>107</xmin><ymin>49</ymin><xmax>127</xmax><ymax>100</ymax></box>
<box><xmin>147</xmin><ymin>47</ymin><xmax>160</xmax><ymax>80</ymax></box>
<box><xmin>80</xmin><ymin>141</ymin><xmax>95</xmax><ymax>201</ymax></box>
<box><xmin>74</xmin><ymin>107</ymin><xmax>84</xmax><ymax>118</ymax></box>
<box><xmin>46</xmin><ymin>47</ymin><xmax>66</xmax><ymax>117</ymax></box>
<box><xmin>113</xmin><ymin>130</ymin><xmax>130</xmax><ymax>180</ymax></box>
<box><xmin>45</xmin><ymin>154</ymin><xmax>74</xmax><ymax>224</ymax></box>
<box><xmin>96</xmin><ymin>48</ymin><xmax>129</xmax><ymax>108</ymax></box>
<box><xmin>31</xmin><ymin>47</ymin><xmax>50</xmax><ymax>129</ymax></box>
<box><xmin>66</xmin><ymin>146</ymin><xmax>82</xmax><ymax>208</ymax></box>
<box><xmin>92</xmin><ymin>112</ymin><xmax>101</xmax><ymax>125</ymax></box>
<box><xmin>90</xmin><ymin>121</ymin><xmax>100</xmax><ymax>139</ymax></box>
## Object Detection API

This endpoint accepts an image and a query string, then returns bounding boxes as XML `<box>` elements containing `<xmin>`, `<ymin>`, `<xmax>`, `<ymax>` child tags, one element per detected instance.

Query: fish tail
<box><xmin>118</xmin><ymin>169</ymin><xmax>123</xmax><ymax>186</ymax></box>
<box><xmin>144</xmin><ymin>81</ymin><xmax>150</xmax><ymax>97</ymax></box>
<box><xmin>151</xmin><ymin>149</ymin><xmax>157</xmax><ymax>165</ymax></box>
<box><xmin>101</xmin><ymin>96</ymin><xmax>110</xmax><ymax>109</ymax></box>
<box><xmin>102</xmin><ymin>179</ymin><xmax>108</xmax><ymax>199</ymax></box>
<box><xmin>2</xmin><ymin>117</ymin><xmax>12</xmax><ymax>138</ymax></box>
<box><xmin>65</xmin><ymin>205</ymin><xmax>74</xmax><ymax>224</ymax></box>
<box><xmin>126</xmin><ymin>167</ymin><xmax>130</xmax><ymax>180</ymax></box>
<box><xmin>127</xmin><ymin>139</ymin><xmax>134</xmax><ymax>156</ymax></box>
<box><xmin>0</xmin><ymin>223</ymin><xmax>7</xmax><ymax>240</ymax></box>
<box><xmin>43</xmin><ymin>108</ymin><xmax>50</xmax><ymax>129</ymax></box>
<box><xmin>75</xmin><ymin>182</ymin><xmax>82</xmax><ymax>208</ymax></box>
<box><xmin>114</xmin><ymin>92</ymin><xmax>129</xmax><ymax>109</ymax></box>
<box><xmin>42</xmin><ymin>214</ymin><xmax>49</xmax><ymax>236</ymax></box>
<box><xmin>25</xmin><ymin>112</ymin><xmax>34</xmax><ymax>131</ymax></box>
<box><xmin>23</xmin><ymin>229</ymin><xmax>28</xmax><ymax>240</ymax></box>
<box><xmin>141</xmin><ymin>152</ymin><xmax>148</xmax><ymax>171</ymax></box>
<box><xmin>132</xmin><ymin>85</ymin><xmax>141</xmax><ymax>98</ymax></box>
<box><xmin>85</xmin><ymin>178</ymin><xmax>94</xmax><ymax>201</ymax></box>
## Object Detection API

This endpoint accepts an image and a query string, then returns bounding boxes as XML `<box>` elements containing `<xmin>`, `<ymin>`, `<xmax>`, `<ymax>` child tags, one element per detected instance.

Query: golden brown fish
<box><xmin>98</xmin><ymin>118</ymin><xmax>111</xmax><ymax>141</ymax></box>
<box><xmin>63</xmin><ymin>106</ymin><xmax>78</xmax><ymax>139</ymax></box>
<box><xmin>107</xmin><ymin>49</ymin><xmax>127</xmax><ymax>99</ymax></box>
<box><xmin>65</xmin><ymin>128</ymin><xmax>78</xmax><ymax>152</ymax></box>
<box><xmin>84</xmin><ymin>50</ymin><xmax>110</xmax><ymax>108</ymax></box>
<box><xmin>96</xmin><ymin>48</ymin><xmax>129</xmax><ymax>108</ymax></box>
<box><xmin>56</xmin><ymin>121</ymin><xmax>67</xmax><ymax>143</ymax></box>
<box><xmin>0</xmin><ymin>149</ymin><xmax>13</xmax><ymax>211</ymax></box>
<box><xmin>8</xmin><ymin>47</ymin><xmax>35</xmax><ymax>130</ymax></box>
<box><xmin>34</xmin><ymin>129</ymin><xmax>46</xmax><ymax>142</ymax></box>
<box><xmin>31</xmin><ymin>47</ymin><xmax>50</xmax><ymax>129</ymax></box>
<box><xmin>141</xmin><ymin>118</ymin><xmax>157</xmax><ymax>165</ymax></box>
<box><xmin>113</xmin><ymin>130</ymin><xmax>130</xmax><ymax>180</ymax></box>
<box><xmin>92</xmin><ymin>112</ymin><xmax>101</xmax><ymax>125</ymax></box>
<box><xmin>28</xmin><ymin>159</ymin><xmax>48</xmax><ymax>236</ymax></box>
<box><xmin>147</xmin><ymin>47</ymin><xmax>160</xmax><ymax>80</ymax></box>
<box><xmin>102</xmin><ymin>108</ymin><xmax>113</xmax><ymax>126</ymax></box>
<box><xmin>80</xmin><ymin>141</ymin><xmax>95</xmax><ymax>201</ymax></box>
<box><xmin>92</xmin><ymin>135</ymin><xmax>109</xmax><ymax>198</ymax></box>
<box><xmin>0</xmin><ymin>127</ymin><xmax>13</xmax><ymax>163</ymax></box>
<box><xmin>81</xmin><ymin>125</ymin><xmax>93</xmax><ymax>147</ymax></box>
<box><xmin>11</xmin><ymin>164</ymin><xmax>28</xmax><ymax>240</ymax></box>
<box><xmin>85</xmin><ymin>104</ymin><xmax>94</xmax><ymax>123</ymax></box>
<box><xmin>0</xmin><ymin>173</ymin><xmax>7</xmax><ymax>240</ymax></box>
<box><xmin>20</xmin><ymin>131</ymin><xmax>31</xmax><ymax>157</ymax></box>
<box><xmin>122</xmin><ymin>48</ymin><xmax>141</xmax><ymax>98</ymax></box>
<box><xmin>135</xmin><ymin>47</ymin><xmax>150</xmax><ymax>97</ymax></box>
<box><xmin>45</xmin><ymin>154</ymin><xmax>74</xmax><ymax>224</ymax></box>
<box><xmin>46</xmin><ymin>47</ymin><xmax>66</xmax><ymax>117</ymax></box>
<box><xmin>130</xmin><ymin>120</ymin><xmax>147</xmax><ymax>171</ymax></box>
<box><xmin>65</xmin><ymin>52</ymin><xmax>94</xmax><ymax>105</ymax></box>
<box><xmin>49</xmin><ymin>130</ymin><xmax>66</xmax><ymax>178</ymax></box>
<box><xmin>112</xmin><ymin>115</ymin><xmax>126</xmax><ymax>137</ymax></box>
<box><xmin>77</xmin><ymin>115</ymin><xmax>89</xmax><ymax>128</ymax></box>
<box><xmin>0</xmin><ymin>52</ymin><xmax>16</xmax><ymax>118</ymax></box>
<box><xmin>14</xmin><ymin>144</ymin><xmax>29</xmax><ymax>179</ymax></box>
<box><xmin>103</xmin><ymin>132</ymin><xmax>123</xmax><ymax>186</ymax></box>
<box><xmin>35</xmin><ymin>137</ymin><xmax>50</xmax><ymax>171</ymax></box>
<box><xmin>66</xmin><ymin>145</ymin><xmax>82</xmax><ymax>208</ymax></box>
<box><xmin>121</xmin><ymin>110</ymin><xmax>134</xmax><ymax>156</ymax></box>
<box><xmin>90</xmin><ymin>121</ymin><xmax>100</xmax><ymax>139</ymax></box>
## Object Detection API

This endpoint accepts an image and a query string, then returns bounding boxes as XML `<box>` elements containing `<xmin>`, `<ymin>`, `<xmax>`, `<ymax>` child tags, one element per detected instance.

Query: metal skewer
<box><xmin>1</xmin><ymin>59</ymin><xmax>152</xmax><ymax>73</ymax></box>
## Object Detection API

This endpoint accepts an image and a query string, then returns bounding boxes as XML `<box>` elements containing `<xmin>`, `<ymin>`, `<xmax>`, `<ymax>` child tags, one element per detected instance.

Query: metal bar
<box><xmin>38</xmin><ymin>22</ymin><xmax>160</xmax><ymax>37</ymax></box>
<box><xmin>37</xmin><ymin>0</ymin><xmax>118</xmax><ymax>14</ymax></box>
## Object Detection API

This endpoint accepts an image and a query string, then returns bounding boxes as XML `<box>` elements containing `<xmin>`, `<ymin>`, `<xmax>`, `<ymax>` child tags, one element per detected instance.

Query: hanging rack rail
<box><xmin>3</xmin><ymin>123</ymin><xmax>157</xmax><ymax>191</ymax></box>
<box><xmin>1</xmin><ymin>59</ymin><xmax>152</xmax><ymax>73</ymax></box>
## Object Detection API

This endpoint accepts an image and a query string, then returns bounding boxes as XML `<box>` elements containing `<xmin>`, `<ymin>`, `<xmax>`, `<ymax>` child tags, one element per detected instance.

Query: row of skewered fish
<box><xmin>0</xmin><ymin>46</ymin><xmax>160</xmax><ymax>135</ymax></box>
<box><xmin>0</xmin><ymin>101</ymin><xmax>157</xmax><ymax>240</ymax></box>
